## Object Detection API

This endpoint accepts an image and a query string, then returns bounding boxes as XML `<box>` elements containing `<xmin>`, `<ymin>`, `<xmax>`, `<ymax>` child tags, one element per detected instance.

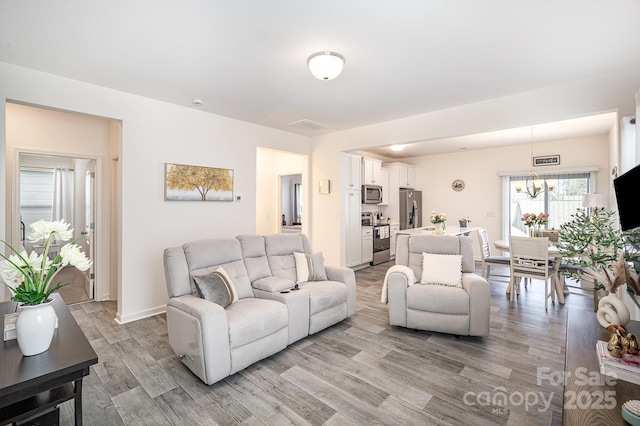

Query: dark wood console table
<box><xmin>0</xmin><ymin>294</ymin><xmax>98</xmax><ymax>425</ymax></box>
<box><xmin>563</xmin><ymin>307</ymin><xmax>640</xmax><ymax>425</ymax></box>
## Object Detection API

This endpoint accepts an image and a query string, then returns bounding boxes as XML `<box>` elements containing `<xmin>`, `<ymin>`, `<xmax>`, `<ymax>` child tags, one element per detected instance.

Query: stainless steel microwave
<box><xmin>362</xmin><ymin>185</ymin><xmax>383</xmax><ymax>204</ymax></box>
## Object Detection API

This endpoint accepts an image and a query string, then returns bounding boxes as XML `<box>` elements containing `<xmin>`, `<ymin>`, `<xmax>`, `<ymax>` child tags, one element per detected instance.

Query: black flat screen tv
<box><xmin>613</xmin><ymin>163</ymin><xmax>640</xmax><ymax>231</ymax></box>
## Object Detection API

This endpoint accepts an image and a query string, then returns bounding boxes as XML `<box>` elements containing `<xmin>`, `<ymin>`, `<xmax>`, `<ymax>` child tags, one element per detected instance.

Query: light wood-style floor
<box><xmin>57</xmin><ymin>262</ymin><xmax>594</xmax><ymax>425</ymax></box>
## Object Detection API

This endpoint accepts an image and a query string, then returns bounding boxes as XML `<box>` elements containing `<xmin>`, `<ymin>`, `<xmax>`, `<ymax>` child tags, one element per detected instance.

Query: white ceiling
<box><xmin>1</xmin><ymin>1</ymin><xmax>638</xmax><ymax>153</ymax></box>
<box><xmin>365</xmin><ymin>112</ymin><xmax>618</xmax><ymax>159</ymax></box>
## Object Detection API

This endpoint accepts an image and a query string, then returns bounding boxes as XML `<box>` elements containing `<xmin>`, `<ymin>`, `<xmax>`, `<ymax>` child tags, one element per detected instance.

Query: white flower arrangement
<box><xmin>0</xmin><ymin>219</ymin><xmax>92</xmax><ymax>305</ymax></box>
<box><xmin>430</xmin><ymin>211</ymin><xmax>447</xmax><ymax>224</ymax></box>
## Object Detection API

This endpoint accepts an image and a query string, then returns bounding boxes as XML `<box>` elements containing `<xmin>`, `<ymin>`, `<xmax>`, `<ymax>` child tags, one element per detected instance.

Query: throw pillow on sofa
<box><xmin>294</xmin><ymin>252</ymin><xmax>328</xmax><ymax>283</ymax></box>
<box><xmin>419</xmin><ymin>252</ymin><xmax>463</xmax><ymax>288</ymax></box>
<box><xmin>192</xmin><ymin>266</ymin><xmax>239</xmax><ymax>307</ymax></box>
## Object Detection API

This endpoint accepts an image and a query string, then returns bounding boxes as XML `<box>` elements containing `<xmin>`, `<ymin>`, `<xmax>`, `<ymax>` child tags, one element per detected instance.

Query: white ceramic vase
<box><xmin>434</xmin><ymin>223</ymin><xmax>445</xmax><ymax>234</ymax></box>
<box><xmin>16</xmin><ymin>299</ymin><xmax>56</xmax><ymax>356</ymax></box>
<box><xmin>596</xmin><ymin>293</ymin><xmax>631</xmax><ymax>329</ymax></box>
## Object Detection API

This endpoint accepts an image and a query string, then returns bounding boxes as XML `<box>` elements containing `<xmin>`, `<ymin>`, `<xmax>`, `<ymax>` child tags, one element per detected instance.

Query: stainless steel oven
<box><xmin>372</xmin><ymin>224</ymin><xmax>390</xmax><ymax>265</ymax></box>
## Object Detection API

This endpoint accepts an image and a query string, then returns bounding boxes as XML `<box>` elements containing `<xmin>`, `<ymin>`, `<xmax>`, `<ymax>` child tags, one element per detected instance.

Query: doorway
<box><xmin>18</xmin><ymin>153</ymin><xmax>96</xmax><ymax>305</ymax></box>
<box><xmin>280</xmin><ymin>174</ymin><xmax>302</xmax><ymax>233</ymax></box>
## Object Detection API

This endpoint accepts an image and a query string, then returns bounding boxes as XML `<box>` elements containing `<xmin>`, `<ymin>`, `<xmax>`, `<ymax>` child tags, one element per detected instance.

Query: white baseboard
<box><xmin>115</xmin><ymin>304</ymin><xmax>166</xmax><ymax>325</ymax></box>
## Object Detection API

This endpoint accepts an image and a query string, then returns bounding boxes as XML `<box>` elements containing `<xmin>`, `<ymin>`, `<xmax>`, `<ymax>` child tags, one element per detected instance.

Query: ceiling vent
<box><xmin>288</xmin><ymin>119</ymin><xmax>333</xmax><ymax>131</ymax></box>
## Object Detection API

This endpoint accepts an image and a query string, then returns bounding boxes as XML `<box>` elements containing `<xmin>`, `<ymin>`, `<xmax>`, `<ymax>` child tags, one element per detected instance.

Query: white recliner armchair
<box><xmin>383</xmin><ymin>234</ymin><xmax>490</xmax><ymax>337</ymax></box>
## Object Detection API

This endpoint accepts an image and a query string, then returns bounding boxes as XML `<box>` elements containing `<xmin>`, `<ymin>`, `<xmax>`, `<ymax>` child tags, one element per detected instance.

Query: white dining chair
<box><xmin>477</xmin><ymin>228</ymin><xmax>511</xmax><ymax>282</ymax></box>
<box><xmin>508</xmin><ymin>235</ymin><xmax>555</xmax><ymax>310</ymax></box>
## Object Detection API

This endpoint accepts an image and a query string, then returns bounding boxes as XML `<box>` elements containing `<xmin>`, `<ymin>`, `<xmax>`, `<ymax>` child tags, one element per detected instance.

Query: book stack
<box><xmin>596</xmin><ymin>340</ymin><xmax>640</xmax><ymax>385</ymax></box>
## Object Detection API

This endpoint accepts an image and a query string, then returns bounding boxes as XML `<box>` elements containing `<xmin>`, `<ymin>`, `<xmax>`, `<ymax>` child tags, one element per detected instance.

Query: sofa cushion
<box><xmin>420</xmin><ymin>253</ymin><xmax>462</xmax><ymax>288</ymax></box>
<box><xmin>237</xmin><ymin>235</ymin><xmax>272</xmax><ymax>283</ymax></box>
<box><xmin>301</xmin><ymin>281</ymin><xmax>348</xmax><ymax>315</ymax></box>
<box><xmin>252</xmin><ymin>276</ymin><xmax>294</xmax><ymax>293</ymax></box>
<box><xmin>407</xmin><ymin>284</ymin><xmax>470</xmax><ymax>315</ymax></box>
<box><xmin>226</xmin><ymin>298</ymin><xmax>289</xmax><ymax>349</ymax></box>
<box><xmin>264</xmin><ymin>234</ymin><xmax>312</xmax><ymax>282</ymax></box>
<box><xmin>183</xmin><ymin>238</ymin><xmax>254</xmax><ymax>299</ymax></box>
<box><xmin>294</xmin><ymin>252</ymin><xmax>328</xmax><ymax>283</ymax></box>
<box><xmin>192</xmin><ymin>266</ymin><xmax>239</xmax><ymax>307</ymax></box>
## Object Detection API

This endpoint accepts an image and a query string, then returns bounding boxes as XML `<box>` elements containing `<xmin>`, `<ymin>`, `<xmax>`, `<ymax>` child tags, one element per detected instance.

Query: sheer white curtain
<box><xmin>52</xmin><ymin>167</ymin><xmax>75</xmax><ymax>228</ymax></box>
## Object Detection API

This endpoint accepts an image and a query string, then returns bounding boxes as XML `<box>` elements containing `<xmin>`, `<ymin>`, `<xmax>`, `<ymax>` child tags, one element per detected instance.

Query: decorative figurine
<box><xmin>606</xmin><ymin>324</ymin><xmax>639</xmax><ymax>358</ymax></box>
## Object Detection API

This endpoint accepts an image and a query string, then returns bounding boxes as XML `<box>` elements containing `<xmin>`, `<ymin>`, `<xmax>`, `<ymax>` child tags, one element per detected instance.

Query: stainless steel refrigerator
<box><xmin>399</xmin><ymin>189</ymin><xmax>422</xmax><ymax>230</ymax></box>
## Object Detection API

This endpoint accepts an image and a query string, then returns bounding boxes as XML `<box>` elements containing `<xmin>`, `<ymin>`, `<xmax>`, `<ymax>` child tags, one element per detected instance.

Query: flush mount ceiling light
<box><xmin>390</xmin><ymin>145</ymin><xmax>405</xmax><ymax>152</ymax></box>
<box><xmin>307</xmin><ymin>51</ymin><xmax>345</xmax><ymax>81</ymax></box>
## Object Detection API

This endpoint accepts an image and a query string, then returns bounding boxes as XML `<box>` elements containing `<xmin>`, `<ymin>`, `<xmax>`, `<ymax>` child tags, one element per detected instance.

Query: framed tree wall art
<box><xmin>164</xmin><ymin>163</ymin><xmax>234</xmax><ymax>201</ymax></box>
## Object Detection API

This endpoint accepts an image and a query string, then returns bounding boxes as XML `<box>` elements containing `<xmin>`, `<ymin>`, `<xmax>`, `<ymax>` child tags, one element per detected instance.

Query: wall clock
<box><xmin>452</xmin><ymin>179</ymin><xmax>465</xmax><ymax>192</ymax></box>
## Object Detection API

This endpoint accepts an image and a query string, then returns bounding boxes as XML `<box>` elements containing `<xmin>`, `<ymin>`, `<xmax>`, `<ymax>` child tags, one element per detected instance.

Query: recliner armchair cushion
<box><xmin>407</xmin><ymin>284</ymin><xmax>470</xmax><ymax>315</ymax></box>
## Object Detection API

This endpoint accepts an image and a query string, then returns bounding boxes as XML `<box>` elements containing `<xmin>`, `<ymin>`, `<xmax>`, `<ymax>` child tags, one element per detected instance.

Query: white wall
<box><xmin>412</xmin><ymin>134</ymin><xmax>610</xmax><ymax>250</ymax></box>
<box><xmin>310</xmin><ymin>65</ymin><xmax>640</xmax><ymax>266</ymax></box>
<box><xmin>1</xmin><ymin>62</ymin><xmax>310</xmax><ymax>323</ymax></box>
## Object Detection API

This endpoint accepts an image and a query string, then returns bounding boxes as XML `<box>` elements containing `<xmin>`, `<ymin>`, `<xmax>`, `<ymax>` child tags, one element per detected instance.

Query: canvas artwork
<box><xmin>164</xmin><ymin>163</ymin><xmax>234</xmax><ymax>201</ymax></box>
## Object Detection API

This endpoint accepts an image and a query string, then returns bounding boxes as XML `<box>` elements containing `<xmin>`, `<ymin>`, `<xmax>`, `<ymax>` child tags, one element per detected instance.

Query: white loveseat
<box><xmin>163</xmin><ymin>233</ymin><xmax>356</xmax><ymax>385</ymax></box>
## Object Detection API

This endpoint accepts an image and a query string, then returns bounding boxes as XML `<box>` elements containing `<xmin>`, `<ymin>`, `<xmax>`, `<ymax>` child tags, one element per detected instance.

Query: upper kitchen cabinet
<box><xmin>385</xmin><ymin>162</ymin><xmax>416</xmax><ymax>189</ymax></box>
<box><xmin>341</xmin><ymin>152</ymin><xmax>362</xmax><ymax>190</ymax></box>
<box><xmin>379</xmin><ymin>168</ymin><xmax>389</xmax><ymax>205</ymax></box>
<box><xmin>362</xmin><ymin>157</ymin><xmax>382</xmax><ymax>186</ymax></box>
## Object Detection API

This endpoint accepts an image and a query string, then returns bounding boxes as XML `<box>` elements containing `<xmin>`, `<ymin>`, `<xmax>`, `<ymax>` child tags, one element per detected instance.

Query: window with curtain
<box><xmin>19</xmin><ymin>168</ymin><xmax>55</xmax><ymax>237</ymax></box>
<box><xmin>508</xmin><ymin>172</ymin><xmax>591</xmax><ymax>235</ymax></box>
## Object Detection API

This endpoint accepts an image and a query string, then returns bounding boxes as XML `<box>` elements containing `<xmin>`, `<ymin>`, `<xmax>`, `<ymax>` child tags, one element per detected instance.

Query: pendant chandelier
<box><xmin>517</xmin><ymin>126</ymin><xmax>555</xmax><ymax>199</ymax></box>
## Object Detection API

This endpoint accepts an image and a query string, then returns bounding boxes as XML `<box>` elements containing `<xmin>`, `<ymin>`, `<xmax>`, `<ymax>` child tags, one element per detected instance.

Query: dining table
<box><xmin>396</xmin><ymin>225</ymin><xmax>480</xmax><ymax>237</ymax></box>
<box><xmin>493</xmin><ymin>238</ymin><xmax>565</xmax><ymax>304</ymax></box>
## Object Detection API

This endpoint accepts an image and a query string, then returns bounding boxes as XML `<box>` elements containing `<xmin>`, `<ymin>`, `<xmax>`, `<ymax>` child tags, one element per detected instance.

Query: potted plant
<box><xmin>430</xmin><ymin>211</ymin><xmax>447</xmax><ymax>234</ymax></box>
<box><xmin>458</xmin><ymin>217</ymin><xmax>471</xmax><ymax>227</ymax></box>
<box><xmin>557</xmin><ymin>208</ymin><xmax>640</xmax><ymax>321</ymax></box>
<box><xmin>1</xmin><ymin>219</ymin><xmax>92</xmax><ymax>356</ymax></box>
<box><xmin>521</xmin><ymin>212</ymin><xmax>549</xmax><ymax>237</ymax></box>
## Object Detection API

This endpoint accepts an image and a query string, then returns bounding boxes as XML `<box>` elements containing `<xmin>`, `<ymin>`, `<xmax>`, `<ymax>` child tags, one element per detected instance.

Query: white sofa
<box><xmin>163</xmin><ymin>233</ymin><xmax>356</xmax><ymax>385</ymax></box>
<box><xmin>384</xmin><ymin>234</ymin><xmax>491</xmax><ymax>337</ymax></box>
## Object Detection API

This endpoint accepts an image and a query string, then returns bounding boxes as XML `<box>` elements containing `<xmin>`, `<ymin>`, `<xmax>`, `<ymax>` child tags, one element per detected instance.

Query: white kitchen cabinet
<box><xmin>400</xmin><ymin>164</ymin><xmax>416</xmax><ymax>189</ymax></box>
<box><xmin>386</xmin><ymin>162</ymin><xmax>416</xmax><ymax>189</ymax></box>
<box><xmin>362</xmin><ymin>157</ymin><xmax>382</xmax><ymax>186</ymax></box>
<box><xmin>379</xmin><ymin>168</ymin><xmax>389</xmax><ymax>205</ymax></box>
<box><xmin>341</xmin><ymin>152</ymin><xmax>362</xmax><ymax>190</ymax></box>
<box><xmin>361</xmin><ymin>226</ymin><xmax>373</xmax><ymax>264</ymax></box>
<box><xmin>383</xmin><ymin>162</ymin><xmax>418</xmax><ymax>226</ymax></box>
<box><xmin>344</xmin><ymin>189</ymin><xmax>362</xmax><ymax>267</ymax></box>
<box><xmin>390</xmin><ymin>224</ymin><xmax>400</xmax><ymax>259</ymax></box>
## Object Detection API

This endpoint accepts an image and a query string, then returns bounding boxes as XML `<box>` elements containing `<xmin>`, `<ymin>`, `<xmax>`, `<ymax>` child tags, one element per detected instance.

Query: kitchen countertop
<box><xmin>396</xmin><ymin>225</ymin><xmax>480</xmax><ymax>236</ymax></box>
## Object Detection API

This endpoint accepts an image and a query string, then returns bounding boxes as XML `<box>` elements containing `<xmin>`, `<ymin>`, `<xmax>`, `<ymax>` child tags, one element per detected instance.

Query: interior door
<box><xmin>84</xmin><ymin>169</ymin><xmax>95</xmax><ymax>299</ymax></box>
